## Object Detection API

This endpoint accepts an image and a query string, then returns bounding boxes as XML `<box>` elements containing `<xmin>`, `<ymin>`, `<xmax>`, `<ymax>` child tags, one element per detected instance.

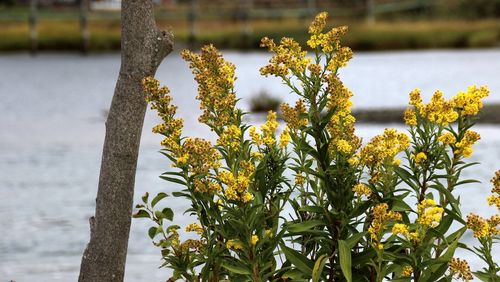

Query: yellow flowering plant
<box><xmin>134</xmin><ymin>11</ymin><xmax>498</xmax><ymax>282</ymax></box>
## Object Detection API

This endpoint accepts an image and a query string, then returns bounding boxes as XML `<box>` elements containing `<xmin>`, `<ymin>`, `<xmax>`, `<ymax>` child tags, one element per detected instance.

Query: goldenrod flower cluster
<box><xmin>392</xmin><ymin>223</ymin><xmax>410</xmax><ymax>236</ymax></box>
<box><xmin>438</xmin><ymin>132</ymin><xmax>457</xmax><ymax>145</ymax></box>
<box><xmin>181</xmin><ymin>138</ymin><xmax>222</xmax><ymax>175</ymax></box>
<box><xmin>219</xmin><ymin>160</ymin><xmax>255</xmax><ymax>203</ymax></box>
<box><xmin>448</xmin><ymin>258</ymin><xmax>473</xmax><ymax>281</ymax></box>
<box><xmin>450</xmin><ymin>85</ymin><xmax>489</xmax><ymax>116</ymax></box>
<box><xmin>352</xmin><ymin>183</ymin><xmax>372</xmax><ymax>198</ymax></box>
<box><xmin>414</xmin><ymin>152</ymin><xmax>428</xmax><ymax>165</ymax></box>
<box><xmin>466</xmin><ymin>213</ymin><xmax>500</xmax><ymax>239</ymax></box>
<box><xmin>417</xmin><ymin>199</ymin><xmax>444</xmax><ymax>228</ymax></box>
<box><xmin>487</xmin><ymin>170</ymin><xmax>500</xmax><ymax>211</ymax></box>
<box><xmin>359</xmin><ymin>128</ymin><xmax>410</xmax><ymax>181</ymax></box>
<box><xmin>181</xmin><ymin>45</ymin><xmax>237</xmax><ymax>128</ymax></box>
<box><xmin>404</xmin><ymin>107</ymin><xmax>417</xmax><ymax>126</ymax></box>
<box><xmin>455</xmin><ymin>130</ymin><xmax>480</xmax><ymax>158</ymax></box>
<box><xmin>306</xmin><ymin>12</ymin><xmax>348</xmax><ymax>54</ymax></box>
<box><xmin>410</xmin><ymin>89</ymin><xmax>458</xmax><ymax>125</ymax></box>
<box><xmin>142</xmin><ymin>77</ymin><xmax>184</xmax><ymax>153</ymax></box>
<box><xmin>226</xmin><ymin>239</ymin><xmax>244</xmax><ymax>250</ymax></box>
<box><xmin>179</xmin><ymin>238</ymin><xmax>204</xmax><ymax>252</ymax></box>
<box><xmin>251</xmin><ymin>235</ymin><xmax>259</xmax><ymax>246</ymax></box>
<box><xmin>401</xmin><ymin>265</ymin><xmax>413</xmax><ymax>277</ymax></box>
<box><xmin>325</xmin><ymin>74</ymin><xmax>360</xmax><ymax>156</ymax></box>
<box><xmin>369</xmin><ymin>203</ymin><xmax>402</xmax><ymax>245</ymax></box>
<box><xmin>250</xmin><ymin>111</ymin><xmax>281</xmax><ymax>147</ymax></box>
<box><xmin>185</xmin><ymin>222</ymin><xmax>204</xmax><ymax>235</ymax></box>
<box><xmin>281</xmin><ymin>99</ymin><xmax>308</xmax><ymax>130</ymax></box>
<box><xmin>279</xmin><ymin>127</ymin><xmax>291</xmax><ymax>149</ymax></box>
<box><xmin>295</xmin><ymin>173</ymin><xmax>306</xmax><ymax>186</ymax></box>
<box><xmin>217</xmin><ymin>125</ymin><xmax>242</xmax><ymax>151</ymax></box>
<box><xmin>405</xmin><ymin>85</ymin><xmax>489</xmax><ymax>126</ymax></box>
<box><xmin>260</xmin><ymin>37</ymin><xmax>310</xmax><ymax>77</ymax></box>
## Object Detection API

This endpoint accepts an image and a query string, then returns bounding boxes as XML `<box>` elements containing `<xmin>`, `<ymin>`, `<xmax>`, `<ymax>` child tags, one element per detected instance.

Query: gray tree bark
<box><xmin>78</xmin><ymin>1</ymin><xmax>173</xmax><ymax>281</ymax></box>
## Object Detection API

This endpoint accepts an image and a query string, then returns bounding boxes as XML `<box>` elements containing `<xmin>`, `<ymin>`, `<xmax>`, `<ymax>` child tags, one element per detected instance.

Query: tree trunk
<box><xmin>78</xmin><ymin>1</ymin><xmax>173</xmax><ymax>281</ymax></box>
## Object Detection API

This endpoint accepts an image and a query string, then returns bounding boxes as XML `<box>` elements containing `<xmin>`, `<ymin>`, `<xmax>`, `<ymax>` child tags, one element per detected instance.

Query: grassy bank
<box><xmin>1</xmin><ymin>7</ymin><xmax>499</xmax><ymax>52</ymax></box>
<box><xmin>353</xmin><ymin>103</ymin><xmax>500</xmax><ymax>124</ymax></box>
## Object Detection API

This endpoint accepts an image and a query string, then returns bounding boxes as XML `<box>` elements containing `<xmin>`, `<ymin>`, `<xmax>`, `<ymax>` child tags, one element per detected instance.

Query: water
<box><xmin>1</xmin><ymin>49</ymin><xmax>499</xmax><ymax>281</ymax></box>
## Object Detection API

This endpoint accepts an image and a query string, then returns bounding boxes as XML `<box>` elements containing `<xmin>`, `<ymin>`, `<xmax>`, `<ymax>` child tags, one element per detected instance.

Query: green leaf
<box><xmin>339</xmin><ymin>240</ymin><xmax>352</xmax><ymax>282</ymax></box>
<box><xmin>132</xmin><ymin>209</ymin><xmax>150</xmax><ymax>218</ymax></box>
<box><xmin>345</xmin><ymin>232</ymin><xmax>367</xmax><ymax>249</ymax></box>
<box><xmin>141</xmin><ymin>192</ymin><xmax>149</xmax><ymax>203</ymax></box>
<box><xmin>280</xmin><ymin>244</ymin><xmax>314</xmax><ymax>276</ymax></box>
<box><xmin>162</xmin><ymin>207</ymin><xmax>174</xmax><ymax>221</ymax></box>
<box><xmin>148</xmin><ymin>226</ymin><xmax>158</xmax><ymax>239</ymax></box>
<box><xmin>312</xmin><ymin>254</ymin><xmax>329</xmax><ymax>282</ymax></box>
<box><xmin>159</xmin><ymin>175</ymin><xmax>186</xmax><ymax>186</ymax></box>
<box><xmin>151</xmin><ymin>192</ymin><xmax>168</xmax><ymax>207</ymax></box>
<box><xmin>221</xmin><ymin>262</ymin><xmax>251</xmax><ymax>275</ymax></box>
<box><xmin>473</xmin><ymin>271</ymin><xmax>491</xmax><ymax>282</ymax></box>
<box><xmin>287</xmin><ymin>220</ymin><xmax>324</xmax><ymax>233</ymax></box>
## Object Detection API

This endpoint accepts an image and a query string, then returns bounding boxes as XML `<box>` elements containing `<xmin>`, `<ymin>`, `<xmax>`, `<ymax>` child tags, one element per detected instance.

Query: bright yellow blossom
<box><xmin>352</xmin><ymin>183</ymin><xmax>372</xmax><ymax>198</ymax></box>
<box><xmin>455</xmin><ymin>130</ymin><xmax>480</xmax><ymax>158</ymax></box>
<box><xmin>392</xmin><ymin>223</ymin><xmax>409</xmax><ymax>236</ymax></box>
<box><xmin>185</xmin><ymin>223</ymin><xmax>204</xmax><ymax>235</ymax></box>
<box><xmin>251</xmin><ymin>235</ymin><xmax>259</xmax><ymax>246</ymax></box>
<box><xmin>448</xmin><ymin>258</ymin><xmax>473</xmax><ymax>281</ymax></box>
<box><xmin>217</xmin><ymin>125</ymin><xmax>242</xmax><ymax>151</ymax></box>
<box><xmin>226</xmin><ymin>239</ymin><xmax>244</xmax><ymax>250</ymax></box>
<box><xmin>438</xmin><ymin>132</ymin><xmax>457</xmax><ymax>145</ymax></box>
<box><xmin>279</xmin><ymin>127</ymin><xmax>291</xmax><ymax>148</ymax></box>
<box><xmin>451</xmin><ymin>85</ymin><xmax>489</xmax><ymax>116</ymax></box>
<box><xmin>401</xmin><ymin>265</ymin><xmax>413</xmax><ymax>277</ymax></box>
<box><xmin>414</xmin><ymin>152</ymin><xmax>427</xmax><ymax>164</ymax></box>
<box><xmin>417</xmin><ymin>199</ymin><xmax>444</xmax><ymax>227</ymax></box>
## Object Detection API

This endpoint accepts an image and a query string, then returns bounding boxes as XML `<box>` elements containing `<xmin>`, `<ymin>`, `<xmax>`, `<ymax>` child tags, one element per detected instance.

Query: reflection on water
<box><xmin>0</xmin><ymin>49</ymin><xmax>499</xmax><ymax>281</ymax></box>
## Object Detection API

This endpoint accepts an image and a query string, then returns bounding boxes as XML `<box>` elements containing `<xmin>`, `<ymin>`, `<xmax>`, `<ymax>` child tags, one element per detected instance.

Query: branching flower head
<box><xmin>451</xmin><ymin>85</ymin><xmax>489</xmax><ymax>116</ymax></box>
<box><xmin>466</xmin><ymin>213</ymin><xmax>500</xmax><ymax>239</ymax></box>
<box><xmin>417</xmin><ymin>199</ymin><xmax>444</xmax><ymax>228</ymax></box>
<box><xmin>455</xmin><ymin>130</ymin><xmax>480</xmax><ymax>158</ymax></box>
<box><xmin>368</xmin><ymin>203</ymin><xmax>402</xmax><ymax>245</ymax></box>
<box><xmin>182</xmin><ymin>45</ymin><xmax>238</xmax><ymax>128</ymax></box>
<box><xmin>260</xmin><ymin>37</ymin><xmax>310</xmax><ymax>77</ymax></box>
<box><xmin>360</xmin><ymin>128</ymin><xmax>410</xmax><ymax>181</ymax></box>
<box><xmin>142</xmin><ymin>77</ymin><xmax>184</xmax><ymax>152</ymax></box>
<box><xmin>448</xmin><ymin>258</ymin><xmax>473</xmax><ymax>282</ymax></box>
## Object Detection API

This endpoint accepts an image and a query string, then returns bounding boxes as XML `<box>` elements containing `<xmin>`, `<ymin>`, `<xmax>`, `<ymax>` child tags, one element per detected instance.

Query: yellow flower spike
<box><xmin>438</xmin><ymin>132</ymin><xmax>457</xmax><ymax>145</ymax></box>
<box><xmin>185</xmin><ymin>223</ymin><xmax>204</xmax><ymax>235</ymax></box>
<box><xmin>249</xmin><ymin>126</ymin><xmax>262</xmax><ymax>145</ymax></box>
<box><xmin>352</xmin><ymin>183</ymin><xmax>372</xmax><ymax>198</ymax></box>
<box><xmin>308</xmin><ymin>11</ymin><xmax>328</xmax><ymax>35</ymax></box>
<box><xmin>242</xmin><ymin>192</ymin><xmax>254</xmax><ymax>203</ymax></box>
<box><xmin>417</xmin><ymin>199</ymin><xmax>444</xmax><ymax>227</ymax></box>
<box><xmin>448</xmin><ymin>258</ymin><xmax>473</xmax><ymax>282</ymax></box>
<box><xmin>279</xmin><ymin>127</ymin><xmax>291</xmax><ymax>149</ymax></box>
<box><xmin>451</xmin><ymin>85</ymin><xmax>489</xmax><ymax>116</ymax></box>
<box><xmin>404</xmin><ymin>107</ymin><xmax>417</xmax><ymax>126</ymax></box>
<box><xmin>281</xmin><ymin>100</ymin><xmax>308</xmax><ymax>130</ymax></box>
<box><xmin>226</xmin><ymin>239</ymin><xmax>244</xmax><ymax>250</ymax></box>
<box><xmin>455</xmin><ymin>130</ymin><xmax>480</xmax><ymax>158</ymax></box>
<box><xmin>392</xmin><ymin>223</ymin><xmax>409</xmax><ymax>236</ymax></box>
<box><xmin>327</xmin><ymin>46</ymin><xmax>353</xmax><ymax>71</ymax></box>
<box><xmin>251</xmin><ymin>235</ymin><xmax>259</xmax><ymax>246</ymax></box>
<box><xmin>217</xmin><ymin>125</ymin><xmax>242</xmax><ymax>151</ymax></box>
<box><xmin>265</xmin><ymin>229</ymin><xmax>274</xmax><ymax>238</ymax></box>
<box><xmin>181</xmin><ymin>45</ymin><xmax>238</xmax><ymax>128</ymax></box>
<box><xmin>401</xmin><ymin>265</ymin><xmax>413</xmax><ymax>277</ymax></box>
<box><xmin>414</xmin><ymin>152</ymin><xmax>427</xmax><ymax>164</ymax></box>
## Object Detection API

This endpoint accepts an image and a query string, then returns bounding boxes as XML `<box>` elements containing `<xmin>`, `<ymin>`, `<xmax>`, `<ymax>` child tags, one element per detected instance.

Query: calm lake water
<box><xmin>1</xmin><ymin>49</ymin><xmax>499</xmax><ymax>281</ymax></box>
